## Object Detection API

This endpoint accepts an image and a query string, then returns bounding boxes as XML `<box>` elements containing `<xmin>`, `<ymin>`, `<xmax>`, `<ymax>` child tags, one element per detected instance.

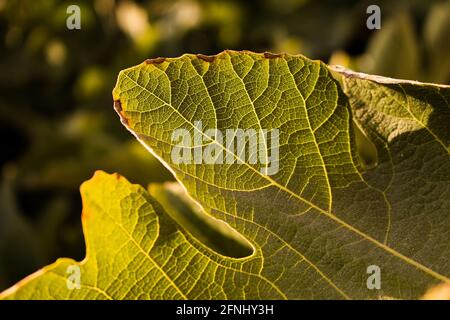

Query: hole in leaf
<box><xmin>353</xmin><ymin>120</ymin><xmax>378</xmax><ymax>168</ymax></box>
<box><xmin>149</xmin><ymin>183</ymin><xmax>254</xmax><ymax>259</ymax></box>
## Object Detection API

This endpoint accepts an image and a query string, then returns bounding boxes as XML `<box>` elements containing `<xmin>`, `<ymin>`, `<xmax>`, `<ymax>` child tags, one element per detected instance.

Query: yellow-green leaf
<box><xmin>0</xmin><ymin>171</ymin><xmax>286</xmax><ymax>299</ymax></box>
<box><xmin>2</xmin><ymin>51</ymin><xmax>449</xmax><ymax>300</ymax></box>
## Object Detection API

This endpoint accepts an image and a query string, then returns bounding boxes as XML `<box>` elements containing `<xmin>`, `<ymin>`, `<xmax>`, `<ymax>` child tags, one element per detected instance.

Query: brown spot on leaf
<box><xmin>196</xmin><ymin>54</ymin><xmax>215</xmax><ymax>62</ymax></box>
<box><xmin>145</xmin><ymin>57</ymin><xmax>166</xmax><ymax>64</ymax></box>
<box><xmin>114</xmin><ymin>99</ymin><xmax>122</xmax><ymax>112</ymax></box>
<box><xmin>113</xmin><ymin>172</ymin><xmax>122</xmax><ymax>180</ymax></box>
<box><xmin>113</xmin><ymin>99</ymin><xmax>129</xmax><ymax>126</ymax></box>
<box><xmin>263</xmin><ymin>52</ymin><xmax>282</xmax><ymax>59</ymax></box>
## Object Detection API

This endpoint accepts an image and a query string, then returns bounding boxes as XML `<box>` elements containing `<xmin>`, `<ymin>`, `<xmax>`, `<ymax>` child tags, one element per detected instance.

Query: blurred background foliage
<box><xmin>0</xmin><ymin>0</ymin><xmax>449</xmax><ymax>291</ymax></box>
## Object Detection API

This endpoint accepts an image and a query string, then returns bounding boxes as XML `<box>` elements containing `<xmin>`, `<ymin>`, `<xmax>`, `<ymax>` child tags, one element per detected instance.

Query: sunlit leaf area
<box><xmin>0</xmin><ymin>0</ymin><xmax>449</xmax><ymax>299</ymax></box>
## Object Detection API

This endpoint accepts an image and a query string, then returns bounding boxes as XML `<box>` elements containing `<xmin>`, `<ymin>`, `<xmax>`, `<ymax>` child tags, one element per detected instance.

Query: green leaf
<box><xmin>2</xmin><ymin>51</ymin><xmax>449</xmax><ymax>299</ymax></box>
<box><xmin>0</xmin><ymin>171</ymin><xmax>286</xmax><ymax>299</ymax></box>
<box><xmin>110</xmin><ymin>51</ymin><xmax>449</xmax><ymax>299</ymax></box>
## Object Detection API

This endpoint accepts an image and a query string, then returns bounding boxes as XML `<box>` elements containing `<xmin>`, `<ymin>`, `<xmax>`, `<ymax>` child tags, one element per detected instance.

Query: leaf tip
<box><xmin>81</xmin><ymin>170</ymin><xmax>108</xmax><ymax>190</ymax></box>
<box><xmin>422</xmin><ymin>283</ymin><xmax>450</xmax><ymax>300</ymax></box>
<box><xmin>91</xmin><ymin>169</ymin><xmax>122</xmax><ymax>181</ymax></box>
<box><xmin>80</xmin><ymin>171</ymin><xmax>123</xmax><ymax>221</ymax></box>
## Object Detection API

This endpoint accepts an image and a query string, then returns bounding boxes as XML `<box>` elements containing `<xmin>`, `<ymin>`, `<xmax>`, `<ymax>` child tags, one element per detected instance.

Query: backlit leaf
<box><xmin>2</xmin><ymin>51</ymin><xmax>449</xmax><ymax>299</ymax></box>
